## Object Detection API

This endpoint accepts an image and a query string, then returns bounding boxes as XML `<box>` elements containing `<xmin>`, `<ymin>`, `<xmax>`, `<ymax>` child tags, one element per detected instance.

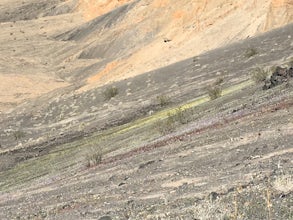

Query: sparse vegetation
<box><xmin>86</xmin><ymin>150</ymin><xmax>102</xmax><ymax>167</ymax></box>
<box><xmin>154</xmin><ymin>116</ymin><xmax>176</xmax><ymax>135</ymax></box>
<box><xmin>155</xmin><ymin>107</ymin><xmax>193</xmax><ymax>134</ymax></box>
<box><xmin>1</xmin><ymin>7</ymin><xmax>293</xmax><ymax>218</ymax></box>
<box><xmin>103</xmin><ymin>86</ymin><xmax>118</xmax><ymax>101</ymax></box>
<box><xmin>245</xmin><ymin>47</ymin><xmax>258</xmax><ymax>58</ymax></box>
<box><xmin>251</xmin><ymin>67</ymin><xmax>269</xmax><ymax>83</ymax></box>
<box><xmin>171</xmin><ymin>107</ymin><xmax>191</xmax><ymax>125</ymax></box>
<box><xmin>208</xmin><ymin>86</ymin><xmax>222</xmax><ymax>100</ymax></box>
<box><xmin>207</xmin><ymin>78</ymin><xmax>223</xmax><ymax>100</ymax></box>
<box><xmin>202</xmin><ymin>178</ymin><xmax>292</xmax><ymax>220</ymax></box>
<box><xmin>13</xmin><ymin>130</ymin><xmax>26</xmax><ymax>140</ymax></box>
<box><xmin>156</xmin><ymin>95</ymin><xmax>170</xmax><ymax>107</ymax></box>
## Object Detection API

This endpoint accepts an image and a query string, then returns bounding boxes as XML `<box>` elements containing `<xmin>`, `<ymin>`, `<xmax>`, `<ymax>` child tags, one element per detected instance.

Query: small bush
<box><xmin>208</xmin><ymin>86</ymin><xmax>222</xmax><ymax>100</ymax></box>
<box><xmin>251</xmin><ymin>67</ymin><xmax>269</xmax><ymax>83</ymax></box>
<box><xmin>86</xmin><ymin>151</ymin><xmax>102</xmax><ymax>167</ymax></box>
<box><xmin>157</xmin><ymin>95</ymin><xmax>170</xmax><ymax>107</ymax></box>
<box><xmin>171</xmin><ymin>107</ymin><xmax>191</xmax><ymax>125</ymax></box>
<box><xmin>207</xmin><ymin>78</ymin><xmax>224</xmax><ymax>100</ymax></box>
<box><xmin>154</xmin><ymin>116</ymin><xmax>176</xmax><ymax>135</ymax></box>
<box><xmin>155</xmin><ymin>107</ymin><xmax>192</xmax><ymax>134</ymax></box>
<box><xmin>13</xmin><ymin>130</ymin><xmax>26</xmax><ymax>140</ymax></box>
<box><xmin>245</xmin><ymin>47</ymin><xmax>258</xmax><ymax>58</ymax></box>
<box><xmin>103</xmin><ymin>86</ymin><xmax>118</xmax><ymax>101</ymax></box>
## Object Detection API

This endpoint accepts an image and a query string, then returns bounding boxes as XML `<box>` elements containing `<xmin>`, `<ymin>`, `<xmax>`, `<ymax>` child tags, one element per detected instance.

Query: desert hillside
<box><xmin>0</xmin><ymin>1</ymin><xmax>292</xmax><ymax>219</ymax></box>
<box><xmin>0</xmin><ymin>0</ymin><xmax>292</xmax><ymax>112</ymax></box>
<box><xmin>77</xmin><ymin>0</ymin><xmax>293</xmax><ymax>88</ymax></box>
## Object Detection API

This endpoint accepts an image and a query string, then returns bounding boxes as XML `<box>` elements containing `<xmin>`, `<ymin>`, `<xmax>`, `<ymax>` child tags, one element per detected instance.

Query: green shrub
<box><xmin>206</xmin><ymin>78</ymin><xmax>224</xmax><ymax>100</ymax></box>
<box><xmin>154</xmin><ymin>116</ymin><xmax>176</xmax><ymax>135</ymax></box>
<box><xmin>208</xmin><ymin>86</ymin><xmax>222</xmax><ymax>100</ymax></box>
<box><xmin>155</xmin><ymin>107</ymin><xmax>192</xmax><ymax>134</ymax></box>
<box><xmin>86</xmin><ymin>151</ymin><xmax>102</xmax><ymax>167</ymax></box>
<box><xmin>103</xmin><ymin>86</ymin><xmax>118</xmax><ymax>101</ymax></box>
<box><xmin>171</xmin><ymin>107</ymin><xmax>191</xmax><ymax>124</ymax></box>
<box><xmin>157</xmin><ymin>95</ymin><xmax>170</xmax><ymax>107</ymax></box>
<box><xmin>251</xmin><ymin>67</ymin><xmax>269</xmax><ymax>83</ymax></box>
<box><xmin>245</xmin><ymin>47</ymin><xmax>258</xmax><ymax>58</ymax></box>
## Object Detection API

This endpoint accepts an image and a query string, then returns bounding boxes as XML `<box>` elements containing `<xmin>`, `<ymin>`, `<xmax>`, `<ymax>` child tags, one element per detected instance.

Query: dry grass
<box><xmin>154</xmin><ymin>107</ymin><xmax>193</xmax><ymax>134</ymax></box>
<box><xmin>154</xmin><ymin>116</ymin><xmax>176</xmax><ymax>135</ymax></box>
<box><xmin>251</xmin><ymin>67</ymin><xmax>269</xmax><ymax>83</ymax></box>
<box><xmin>207</xmin><ymin>78</ymin><xmax>224</xmax><ymax>100</ymax></box>
<box><xmin>207</xmin><ymin>86</ymin><xmax>222</xmax><ymax>100</ymax></box>
<box><xmin>245</xmin><ymin>47</ymin><xmax>258</xmax><ymax>58</ymax></box>
<box><xmin>86</xmin><ymin>150</ymin><xmax>102</xmax><ymax>167</ymax></box>
<box><xmin>157</xmin><ymin>95</ymin><xmax>170</xmax><ymax>107</ymax></box>
<box><xmin>103</xmin><ymin>86</ymin><xmax>118</xmax><ymax>101</ymax></box>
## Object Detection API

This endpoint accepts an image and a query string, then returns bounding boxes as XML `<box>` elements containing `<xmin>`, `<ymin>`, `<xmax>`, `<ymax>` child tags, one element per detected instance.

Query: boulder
<box><xmin>263</xmin><ymin>66</ymin><xmax>293</xmax><ymax>90</ymax></box>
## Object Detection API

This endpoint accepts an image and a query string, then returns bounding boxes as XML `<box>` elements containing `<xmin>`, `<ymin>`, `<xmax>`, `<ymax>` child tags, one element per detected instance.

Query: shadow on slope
<box><xmin>0</xmin><ymin>0</ymin><xmax>77</xmax><ymax>22</ymax></box>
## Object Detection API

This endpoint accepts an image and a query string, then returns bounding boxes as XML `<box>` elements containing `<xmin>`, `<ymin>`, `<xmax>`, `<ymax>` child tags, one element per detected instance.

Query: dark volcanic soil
<box><xmin>0</xmin><ymin>82</ymin><xmax>292</xmax><ymax>219</ymax></box>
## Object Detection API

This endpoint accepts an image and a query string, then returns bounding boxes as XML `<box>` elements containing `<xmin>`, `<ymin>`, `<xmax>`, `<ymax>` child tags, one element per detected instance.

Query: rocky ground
<box><xmin>1</xmin><ymin>0</ymin><xmax>293</xmax><ymax>113</ymax></box>
<box><xmin>0</xmin><ymin>0</ymin><xmax>292</xmax><ymax>219</ymax></box>
<box><xmin>0</xmin><ymin>27</ymin><xmax>293</xmax><ymax>219</ymax></box>
<box><xmin>0</xmin><ymin>76</ymin><xmax>292</xmax><ymax>219</ymax></box>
